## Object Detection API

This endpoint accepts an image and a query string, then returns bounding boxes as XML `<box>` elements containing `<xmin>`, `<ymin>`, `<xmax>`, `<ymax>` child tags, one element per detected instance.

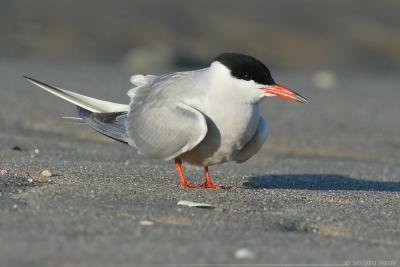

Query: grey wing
<box><xmin>235</xmin><ymin>117</ymin><xmax>268</xmax><ymax>163</ymax></box>
<box><xmin>126</xmin><ymin>73</ymin><xmax>208</xmax><ymax>160</ymax></box>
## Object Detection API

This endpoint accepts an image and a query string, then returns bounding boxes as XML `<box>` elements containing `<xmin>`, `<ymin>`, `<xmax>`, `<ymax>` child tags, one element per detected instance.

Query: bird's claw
<box><xmin>200</xmin><ymin>182</ymin><xmax>221</xmax><ymax>189</ymax></box>
<box><xmin>182</xmin><ymin>183</ymin><xmax>202</xmax><ymax>189</ymax></box>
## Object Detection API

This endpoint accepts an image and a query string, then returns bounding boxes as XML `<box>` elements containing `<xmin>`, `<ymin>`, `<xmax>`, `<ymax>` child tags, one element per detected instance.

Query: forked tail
<box><xmin>77</xmin><ymin>107</ymin><xmax>129</xmax><ymax>144</ymax></box>
<box><xmin>24</xmin><ymin>76</ymin><xmax>130</xmax><ymax>144</ymax></box>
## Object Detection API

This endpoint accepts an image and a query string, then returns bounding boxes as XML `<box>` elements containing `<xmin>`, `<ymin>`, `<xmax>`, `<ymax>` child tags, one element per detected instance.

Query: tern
<box><xmin>24</xmin><ymin>52</ymin><xmax>307</xmax><ymax>189</ymax></box>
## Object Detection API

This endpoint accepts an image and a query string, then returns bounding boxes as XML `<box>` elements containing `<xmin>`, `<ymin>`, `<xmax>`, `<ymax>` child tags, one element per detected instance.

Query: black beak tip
<box><xmin>295</xmin><ymin>93</ymin><xmax>309</xmax><ymax>104</ymax></box>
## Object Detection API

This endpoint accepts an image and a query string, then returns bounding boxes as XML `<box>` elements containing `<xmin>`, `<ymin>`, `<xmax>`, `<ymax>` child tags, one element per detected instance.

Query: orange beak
<box><xmin>262</xmin><ymin>84</ymin><xmax>308</xmax><ymax>104</ymax></box>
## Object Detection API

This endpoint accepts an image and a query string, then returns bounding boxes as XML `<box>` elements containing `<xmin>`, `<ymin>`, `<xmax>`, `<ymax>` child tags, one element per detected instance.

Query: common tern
<box><xmin>24</xmin><ymin>52</ymin><xmax>307</xmax><ymax>189</ymax></box>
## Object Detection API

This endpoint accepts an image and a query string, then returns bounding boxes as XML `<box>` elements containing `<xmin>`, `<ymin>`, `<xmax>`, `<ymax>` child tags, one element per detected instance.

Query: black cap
<box><xmin>215</xmin><ymin>52</ymin><xmax>275</xmax><ymax>85</ymax></box>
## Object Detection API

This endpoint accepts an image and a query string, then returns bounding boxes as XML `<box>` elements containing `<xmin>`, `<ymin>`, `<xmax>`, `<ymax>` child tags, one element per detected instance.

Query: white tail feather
<box><xmin>24</xmin><ymin>76</ymin><xmax>129</xmax><ymax>113</ymax></box>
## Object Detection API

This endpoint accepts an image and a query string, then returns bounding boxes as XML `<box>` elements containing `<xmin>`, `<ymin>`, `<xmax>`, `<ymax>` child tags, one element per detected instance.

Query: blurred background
<box><xmin>1</xmin><ymin>0</ymin><xmax>399</xmax><ymax>74</ymax></box>
<box><xmin>1</xmin><ymin>1</ymin><xmax>400</xmax><ymax>265</ymax></box>
<box><xmin>1</xmin><ymin>0</ymin><xmax>400</xmax><ymax>165</ymax></box>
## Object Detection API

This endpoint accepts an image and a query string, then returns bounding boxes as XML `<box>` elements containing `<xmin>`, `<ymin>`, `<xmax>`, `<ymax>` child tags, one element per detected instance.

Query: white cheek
<box><xmin>228</xmin><ymin>79</ymin><xmax>266</xmax><ymax>103</ymax></box>
<box><xmin>235</xmin><ymin>79</ymin><xmax>256</xmax><ymax>88</ymax></box>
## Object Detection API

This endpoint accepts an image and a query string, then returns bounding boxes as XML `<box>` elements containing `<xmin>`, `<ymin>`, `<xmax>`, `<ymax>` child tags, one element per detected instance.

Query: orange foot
<box><xmin>175</xmin><ymin>159</ymin><xmax>224</xmax><ymax>189</ymax></box>
<box><xmin>201</xmin><ymin>181</ymin><xmax>221</xmax><ymax>189</ymax></box>
<box><xmin>182</xmin><ymin>182</ymin><xmax>202</xmax><ymax>189</ymax></box>
<box><xmin>175</xmin><ymin>159</ymin><xmax>201</xmax><ymax>189</ymax></box>
<box><xmin>201</xmin><ymin>166</ymin><xmax>221</xmax><ymax>189</ymax></box>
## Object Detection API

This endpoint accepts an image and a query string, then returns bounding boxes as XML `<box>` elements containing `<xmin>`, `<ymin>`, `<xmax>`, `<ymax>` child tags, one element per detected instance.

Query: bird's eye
<box><xmin>243</xmin><ymin>74</ymin><xmax>250</xmax><ymax>80</ymax></box>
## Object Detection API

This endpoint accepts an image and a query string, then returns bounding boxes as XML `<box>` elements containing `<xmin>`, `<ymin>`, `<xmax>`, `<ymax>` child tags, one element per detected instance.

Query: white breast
<box><xmin>179</xmin><ymin>63</ymin><xmax>262</xmax><ymax>166</ymax></box>
<box><xmin>206</xmin><ymin>102</ymin><xmax>260</xmax><ymax>164</ymax></box>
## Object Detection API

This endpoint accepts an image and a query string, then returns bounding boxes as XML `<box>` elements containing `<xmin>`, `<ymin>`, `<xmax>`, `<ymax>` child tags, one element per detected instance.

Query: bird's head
<box><xmin>213</xmin><ymin>53</ymin><xmax>308</xmax><ymax>104</ymax></box>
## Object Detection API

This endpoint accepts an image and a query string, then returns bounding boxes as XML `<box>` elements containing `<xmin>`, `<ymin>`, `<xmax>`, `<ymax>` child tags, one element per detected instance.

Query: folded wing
<box><xmin>127</xmin><ymin>103</ymin><xmax>207</xmax><ymax>160</ymax></box>
<box><xmin>126</xmin><ymin>73</ymin><xmax>208</xmax><ymax>160</ymax></box>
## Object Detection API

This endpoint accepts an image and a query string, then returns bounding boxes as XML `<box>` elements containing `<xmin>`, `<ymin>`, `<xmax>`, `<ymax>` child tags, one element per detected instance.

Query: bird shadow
<box><xmin>243</xmin><ymin>174</ymin><xmax>400</xmax><ymax>192</ymax></box>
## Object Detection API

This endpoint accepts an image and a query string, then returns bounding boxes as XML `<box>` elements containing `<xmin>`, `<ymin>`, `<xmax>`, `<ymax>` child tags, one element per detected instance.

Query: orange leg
<box><xmin>174</xmin><ymin>159</ymin><xmax>200</xmax><ymax>188</ymax></box>
<box><xmin>201</xmin><ymin>166</ymin><xmax>221</xmax><ymax>189</ymax></box>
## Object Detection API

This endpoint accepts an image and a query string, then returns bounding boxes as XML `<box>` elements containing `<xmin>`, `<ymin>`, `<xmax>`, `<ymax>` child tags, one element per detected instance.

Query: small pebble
<box><xmin>178</xmin><ymin>200</ymin><xmax>216</xmax><ymax>208</ymax></box>
<box><xmin>234</xmin><ymin>247</ymin><xmax>256</xmax><ymax>259</ymax></box>
<box><xmin>140</xmin><ymin>220</ymin><xmax>155</xmax><ymax>226</ymax></box>
<box><xmin>27</xmin><ymin>177</ymin><xmax>33</xmax><ymax>183</ymax></box>
<box><xmin>41</xmin><ymin>170</ymin><xmax>53</xmax><ymax>177</ymax></box>
<box><xmin>177</xmin><ymin>200</ymin><xmax>225</xmax><ymax>211</ymax></box>
<box><xmin>0</xmin><ymin>169</ymin><xmax>8</xmax><ymax>175</ymax></box>
<box><xmin>34</xmin><ymin>148</ymin><xmax>40</xmax><ymax>154</ymax></box>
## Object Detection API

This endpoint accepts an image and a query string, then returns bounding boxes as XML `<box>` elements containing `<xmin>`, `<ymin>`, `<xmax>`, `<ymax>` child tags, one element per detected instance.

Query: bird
<box><xmin>24</xmin><ymin>52</ymin><xmax>307</xmax><ymax>189</ymax></box>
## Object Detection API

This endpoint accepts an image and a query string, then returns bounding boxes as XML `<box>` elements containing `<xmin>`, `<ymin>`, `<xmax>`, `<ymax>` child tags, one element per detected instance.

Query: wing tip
<box><xmin>22</xmin><ymin>75</ymin><xmax>45</xmax><ymax>86</ymax></box>
<box><xmin>22</xmin><ymin>75</ymin><xmax>33</xmax><ymax>81</ymax></box>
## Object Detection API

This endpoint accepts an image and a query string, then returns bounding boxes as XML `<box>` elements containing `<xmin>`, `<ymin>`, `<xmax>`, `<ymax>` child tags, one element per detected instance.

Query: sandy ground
<box><xmin>1</xmin><ymin>60</ymin><xmax>400</xmax><ymax>267</ymax></box>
